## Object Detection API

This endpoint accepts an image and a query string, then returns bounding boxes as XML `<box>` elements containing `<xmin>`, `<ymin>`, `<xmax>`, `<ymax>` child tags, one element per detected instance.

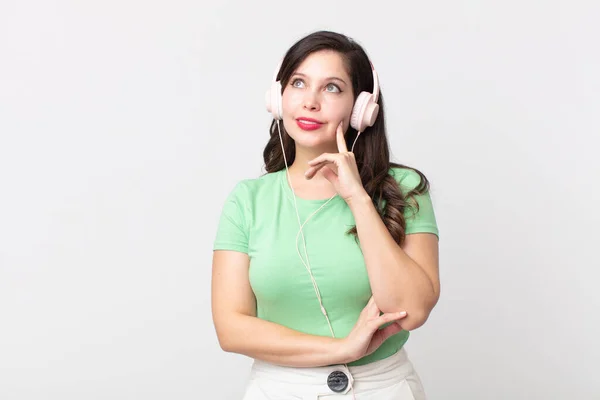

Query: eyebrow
<box><xmin>292</xmin><ymin>72</ymin><xmax>348</xmax><ymax>86</ymax></box>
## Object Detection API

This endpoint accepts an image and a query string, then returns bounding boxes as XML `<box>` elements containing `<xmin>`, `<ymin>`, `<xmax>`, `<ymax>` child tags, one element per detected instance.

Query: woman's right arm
<box><xmin>211</xmin><ymin>250</ymin><xmax>349</xmax><ymax>368</ymax></box>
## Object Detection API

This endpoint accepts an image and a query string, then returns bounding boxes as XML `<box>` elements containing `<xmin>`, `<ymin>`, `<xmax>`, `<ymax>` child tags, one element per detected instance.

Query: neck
<box><xmin>287</xmin><ymin>143</ymin><xmax>338</xmax><ymax>183</ymax></box>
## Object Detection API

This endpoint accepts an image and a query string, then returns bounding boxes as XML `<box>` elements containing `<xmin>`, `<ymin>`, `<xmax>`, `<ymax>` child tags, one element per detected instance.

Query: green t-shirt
<box><xmin>213</xmin><ymin>167</ymin><xmax>439</xmax><ymax>366</ymax></box>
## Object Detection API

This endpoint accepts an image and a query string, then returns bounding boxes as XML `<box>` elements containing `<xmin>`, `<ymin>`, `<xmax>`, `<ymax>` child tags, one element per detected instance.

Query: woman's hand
<box><xmin>304</xmin><ymin>121</ymin><xmax>367</xmax><ymax>203</ymax></box>
<box><xmin>340</xmin><ymin>296</ymin><xmax>407</xmax><ymax>363</ymax></box>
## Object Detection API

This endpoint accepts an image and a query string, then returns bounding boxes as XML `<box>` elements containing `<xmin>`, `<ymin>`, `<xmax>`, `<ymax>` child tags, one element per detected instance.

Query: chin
<box><xmin>290</xmin><ymin>131</ymin><xmax>332</xmax><ymax>149</ymax></box>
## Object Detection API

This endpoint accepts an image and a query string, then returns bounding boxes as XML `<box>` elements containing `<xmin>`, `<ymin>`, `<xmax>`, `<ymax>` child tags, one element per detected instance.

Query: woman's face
<box><xmin>281</xmin><ymin>50</ymin><xmax>354</xmax><ymax>150</ymax></box>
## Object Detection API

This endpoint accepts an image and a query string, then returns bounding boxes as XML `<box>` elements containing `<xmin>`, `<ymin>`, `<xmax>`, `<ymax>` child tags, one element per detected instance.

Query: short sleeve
<box><xmin>213</xmin><ymin>182</ymin><xmax>250</xmax><ymax>253</ymax></box>
<box><xmin>392</xmin><ymin>168</ymin><xmax>440</xmax><ymax>239</ymax></box>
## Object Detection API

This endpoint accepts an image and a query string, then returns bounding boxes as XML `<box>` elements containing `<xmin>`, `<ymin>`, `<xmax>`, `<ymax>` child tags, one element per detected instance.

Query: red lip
<box><xmin>296</xmin><ymin>117</ymin><xmax>323</xmax><ymax>123</ymax></box>
<box><xmin>296</xmin><ymin>117</ymin><xmax>324</xmax><ymax>131</ymax></box>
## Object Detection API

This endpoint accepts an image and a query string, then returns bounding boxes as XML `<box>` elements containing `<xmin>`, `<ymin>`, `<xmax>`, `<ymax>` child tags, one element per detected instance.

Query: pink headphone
<box><xmin>265</xmin><ymin>58</ymin><xmax>380</xmax><ymax>133</ymax></box>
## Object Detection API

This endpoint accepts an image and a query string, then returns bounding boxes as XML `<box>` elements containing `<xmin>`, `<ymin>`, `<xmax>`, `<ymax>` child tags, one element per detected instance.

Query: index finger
<box><xmin>336</xmin><ymin>121</ymin><xmax>348</xmax><ymax>153</ymax></box>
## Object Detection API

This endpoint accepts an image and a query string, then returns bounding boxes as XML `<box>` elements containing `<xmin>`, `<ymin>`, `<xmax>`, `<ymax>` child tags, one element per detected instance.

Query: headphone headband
<box><xmin>370</xmin><ymin>62</ymin><xmax>380</xmax><ymax>104</ymax></box>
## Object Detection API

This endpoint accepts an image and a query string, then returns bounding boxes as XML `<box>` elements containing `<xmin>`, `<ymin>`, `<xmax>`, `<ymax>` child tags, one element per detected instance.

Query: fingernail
<box><xmin>398</xmin><ymin>311</ymin><xmax>407</xmax><ymax>316</ymax></box>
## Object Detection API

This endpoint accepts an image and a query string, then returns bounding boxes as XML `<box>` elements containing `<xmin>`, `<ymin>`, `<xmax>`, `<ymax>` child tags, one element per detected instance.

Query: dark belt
<box><xmin>327</xmin><ymin>370</ymin><xmax>349</xmax><ymax>393</ymax></box>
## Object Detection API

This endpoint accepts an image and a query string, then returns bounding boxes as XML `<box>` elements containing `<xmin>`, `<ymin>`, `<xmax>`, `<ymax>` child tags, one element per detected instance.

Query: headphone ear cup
<box><xmin>351</xmin><ymin>92</ymin><xmax>379</xmax><ymax>132</ymax></box>
<box><xmin>265</xmin><ymin>81</ymin><xmax>283</xmax><ymax>120</ymax></box>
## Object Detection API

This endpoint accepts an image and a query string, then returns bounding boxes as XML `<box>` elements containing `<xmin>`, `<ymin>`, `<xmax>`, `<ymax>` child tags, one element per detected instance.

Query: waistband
<box><xmin>248</xmin><ymin>347</ymin><xmax>416</xmax><ymax>395</ymax></box>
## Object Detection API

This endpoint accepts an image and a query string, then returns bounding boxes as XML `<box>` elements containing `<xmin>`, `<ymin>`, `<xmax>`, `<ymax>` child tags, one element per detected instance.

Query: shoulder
<box><xmin>223</xmin><ymin>170</ymin><xmax>282</xmax><ymax>203</ymax></box>
<box><xmin>215</xmin><ymin>171</ymin><xmax>282</xmax><ymax>234</ymax></box>
<box><xmin>388</xmin><ymin>166</ymin><xmax>439</xmax><ymax>237</ymax></box>
<box><xmin>388</xmin><ymin>166</ymin><xmax>429</xmax><ymax>194</ymax></box>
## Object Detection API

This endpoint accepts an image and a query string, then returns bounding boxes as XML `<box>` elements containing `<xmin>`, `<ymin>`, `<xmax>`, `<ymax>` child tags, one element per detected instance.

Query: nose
<box><xmin>302</xmin><ymin>90</ymin><xmax>321</xmax><ymax>112</ymax></box>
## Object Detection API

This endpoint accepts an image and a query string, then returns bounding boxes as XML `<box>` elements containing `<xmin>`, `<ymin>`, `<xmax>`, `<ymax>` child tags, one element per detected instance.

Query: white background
<box><xmin>1</xmin><ymin>1</ymin><xmax>598</xmax><ymax>399</ymax></box>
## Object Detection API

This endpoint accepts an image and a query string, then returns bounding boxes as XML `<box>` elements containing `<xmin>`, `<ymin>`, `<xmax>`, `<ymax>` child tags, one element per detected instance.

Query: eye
<box><xmin>291</xmin><ymin>78</ymin><xmax>305</xmax><ymax>88</ymax></box>
<box><xmin>325</xmin><ymin>83</ymin><xmax>341</xmax><ymax>93</ymax></box>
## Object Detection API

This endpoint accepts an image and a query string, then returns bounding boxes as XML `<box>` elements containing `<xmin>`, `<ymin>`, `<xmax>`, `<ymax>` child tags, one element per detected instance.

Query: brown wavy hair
<box><xmin>262</xmin><ymin>30</ymin><xmax>430</xmax><ymax>246</ymax></box>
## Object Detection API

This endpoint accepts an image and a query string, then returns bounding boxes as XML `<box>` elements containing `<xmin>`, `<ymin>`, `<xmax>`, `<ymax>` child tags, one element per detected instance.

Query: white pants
<box><xmin>242</xmin><ymin>348</ymin><xmax>427</xmax><ymax>400</ymax></box>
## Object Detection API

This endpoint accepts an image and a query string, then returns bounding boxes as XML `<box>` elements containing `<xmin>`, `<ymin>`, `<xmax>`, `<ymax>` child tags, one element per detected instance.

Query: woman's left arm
<box><xmin>347</xmin><ymin>193</ymin><xmax>440</xmax><ymax>331</ymax></box>
<box><xmin>305</xmin><ymin>122</ymin><xmax>440</xmax><ymax>331</ymax></box>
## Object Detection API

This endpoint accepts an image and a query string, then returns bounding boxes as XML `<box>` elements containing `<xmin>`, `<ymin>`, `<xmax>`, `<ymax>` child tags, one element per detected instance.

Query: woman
<box><xmin>211</xmin><ymin>30</ymin><xmax>440</xmax><ymax>399</ymax></box>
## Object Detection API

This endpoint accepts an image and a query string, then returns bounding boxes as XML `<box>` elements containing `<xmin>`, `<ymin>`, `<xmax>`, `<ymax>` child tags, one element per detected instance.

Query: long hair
<box><xmin>262</xmin><ymin>30</ymin><xmax>430</xmax><ymax>246</ymax></box>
